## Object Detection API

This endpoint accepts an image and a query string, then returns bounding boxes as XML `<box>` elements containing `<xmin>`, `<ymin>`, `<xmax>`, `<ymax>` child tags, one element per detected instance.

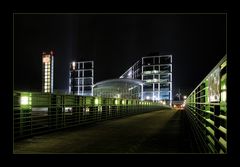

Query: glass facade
<box><xmin>93</xmin><ymin>79</ymin><xmax>143</xmax><ymax>99</ymax></box>
<box><xmin>69</xmin><ymin>61</ymin><xmax>94</xmax><ymax>96</ymax></box>
<box><xmin>68</xmin><ymin>55</ymin><xmax>172</xmax><ymax>105</ymax></box>
<box><xmin>120</xmin><ymin>55</ymin><xmax>172</xmax><ymax>105</ymax></box>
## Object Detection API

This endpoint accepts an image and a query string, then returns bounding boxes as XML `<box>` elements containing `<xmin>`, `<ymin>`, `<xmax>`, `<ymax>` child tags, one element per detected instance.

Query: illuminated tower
<box><xmin>42</xmin><ymin>51</ymin><xmax>54</xmax><ymax>93</ymax></box>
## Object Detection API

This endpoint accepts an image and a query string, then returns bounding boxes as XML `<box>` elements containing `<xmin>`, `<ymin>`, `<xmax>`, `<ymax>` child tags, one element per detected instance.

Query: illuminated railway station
<box><xmin>14</xmin><ymin>51</ymin><xmax>227</xmax><ymax>154</ymax></box>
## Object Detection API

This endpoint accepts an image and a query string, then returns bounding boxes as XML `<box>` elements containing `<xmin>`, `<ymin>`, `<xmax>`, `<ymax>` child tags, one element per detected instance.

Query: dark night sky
<box><xmin>14</xmin><ymin>14</ymin><xmax>226</xmax><ymax>96</ymax></box>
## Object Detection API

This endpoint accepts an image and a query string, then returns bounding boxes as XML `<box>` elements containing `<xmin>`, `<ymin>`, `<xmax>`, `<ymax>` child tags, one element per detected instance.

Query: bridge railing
<box><xmin>185</xmin><ymin>55</ymin><xmax>227</xmax><ymax>153</ymax></box>
<box><xmin>14</xmin><ymin>92</ymin><xmax>170</xmax><ymax>140</ymax></box>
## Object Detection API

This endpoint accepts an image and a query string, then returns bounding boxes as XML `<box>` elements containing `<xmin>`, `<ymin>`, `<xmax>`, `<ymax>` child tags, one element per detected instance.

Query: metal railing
<box><xmin>14</xmin><ymin>92</ymin><xmax>170</xmax><ymax>140</ymax></box>
<box><xmin>185</xmin><ymin>55</ymin><xmax>227</xmax><ymax>153</ymax></box>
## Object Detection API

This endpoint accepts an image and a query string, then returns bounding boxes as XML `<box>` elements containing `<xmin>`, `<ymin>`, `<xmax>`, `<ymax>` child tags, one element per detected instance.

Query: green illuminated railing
<box><xmin>185</xmin><ymin>55</ymin><xmax>227</xmax><ymax>153</ymax></box>
<box><xmin>14</xmin><ymin>92</ymin><xmax>170</xmax><ymax>140</ymax></box>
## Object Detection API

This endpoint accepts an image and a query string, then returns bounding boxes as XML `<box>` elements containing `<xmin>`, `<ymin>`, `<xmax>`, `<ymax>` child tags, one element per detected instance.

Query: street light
<box><xmin>183</xmin><ymin>95</ymin><xmax>187</xmax><ymax>100</ymax></box>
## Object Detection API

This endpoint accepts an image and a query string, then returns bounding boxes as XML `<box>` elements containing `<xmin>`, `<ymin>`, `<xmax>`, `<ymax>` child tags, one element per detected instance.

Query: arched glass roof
<box><xmin>93</xmin><ymin>78</ymin><xmax>144</xmax><ymax>88</ymax></box>
<box><xmin>93</xmin><ymin>79</ymin><xmax>143</xmax><ymax>99</ymax></box>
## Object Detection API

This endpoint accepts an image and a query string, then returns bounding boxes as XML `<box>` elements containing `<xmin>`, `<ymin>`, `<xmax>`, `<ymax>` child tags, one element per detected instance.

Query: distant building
<box><xmin>67</xmin><ymin>54</ymin><xmax>172</xmax><ymax>106</ymax></box>
<box><xmin>120</xmin><ymin>55</ymin><xmax>172</xmax><ymax>105</ymax></box>
<box><xmin>93</xmin><ymin>78</ymin><xmax>143</xmax><ymax>99</ymax></box>
<box><xmin>69</xmin><ymin>61</ymin><xmax>94</xmax><ymax>96</ymax></box>
<box><xmin>42</xmin><ymin>51</ymin><xmax>54</xmax><ymax>93</ymax></box>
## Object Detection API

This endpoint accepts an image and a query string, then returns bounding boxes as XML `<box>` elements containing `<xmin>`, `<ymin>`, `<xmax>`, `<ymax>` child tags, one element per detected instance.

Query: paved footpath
<box><xmin>14</xmin><ymin>109</ymin><xmax>196</xmax><ymax>153</ymax></box>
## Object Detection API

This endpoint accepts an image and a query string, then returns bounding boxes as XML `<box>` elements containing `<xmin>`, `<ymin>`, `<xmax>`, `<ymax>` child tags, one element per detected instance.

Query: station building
<box><xmin>69</xmin><ymin>54</ymin><xmax>172</xmax><ymax>105</ymax></box>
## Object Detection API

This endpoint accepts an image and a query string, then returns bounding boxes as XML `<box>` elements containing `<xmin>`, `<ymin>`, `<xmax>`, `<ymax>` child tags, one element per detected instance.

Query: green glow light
<box><xmin>221</xmin><ymin>91</ymin><xmax>227</xmax><ymax>102</ymax></box>
<box><xmin>20</xmin><ymin>94</ymin><xmax>32</xmax><ymax>106</ymax></box>
<box><xmin>20</xmin><ymin>93</ymin><xmax>32</xmax><ymax>109</ymax></box>
<box><xmin>221</xmin><ymin>84</ymin><xmax>226</xmax><ymax>90</ymax></box>
<box><xmin>21</xmin><ymin>96</ymin><xmax>29</xmax><ymax>105</ymax></box>
<box><xmin>94</xmin><ymin>98</ymin><xmax>99</xmax><ymax>105</ymax></box>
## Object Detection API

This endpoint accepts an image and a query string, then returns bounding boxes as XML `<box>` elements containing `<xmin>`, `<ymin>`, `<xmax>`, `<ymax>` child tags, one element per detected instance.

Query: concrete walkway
<box><xmin>14</xmin><ymin>109</ymin><xmax>195</xmax><ymax>153</ymax></box>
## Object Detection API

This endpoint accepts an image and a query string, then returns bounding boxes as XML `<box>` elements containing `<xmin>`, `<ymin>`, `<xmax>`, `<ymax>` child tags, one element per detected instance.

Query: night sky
<box><xmin>14</xmin><ymin>14</ymin><xmax>226</xmax><ymax>96</ymax></box>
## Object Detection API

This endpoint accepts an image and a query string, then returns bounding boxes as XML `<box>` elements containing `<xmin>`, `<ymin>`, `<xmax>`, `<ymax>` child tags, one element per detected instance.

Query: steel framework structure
<box><xmin>120</xmin><ymin>55</ymin><xmax>172</xmax><ymax>105</ymax></box>
<box><xmin>69</xmin><ymin>61</ymin><xmax>94</xmax><ymax>96</ymax></box>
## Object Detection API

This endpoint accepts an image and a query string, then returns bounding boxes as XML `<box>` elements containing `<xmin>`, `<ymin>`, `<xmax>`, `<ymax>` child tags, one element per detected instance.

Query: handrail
<box><xmin>185</xmin><ymin>55</ymin><xmax>227</xmax><ymax>153</ymax></box>
<box><xmin>14</xmin><ymin>92</ymin><xmax>170</xmax><ymax>140</ymax></box>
